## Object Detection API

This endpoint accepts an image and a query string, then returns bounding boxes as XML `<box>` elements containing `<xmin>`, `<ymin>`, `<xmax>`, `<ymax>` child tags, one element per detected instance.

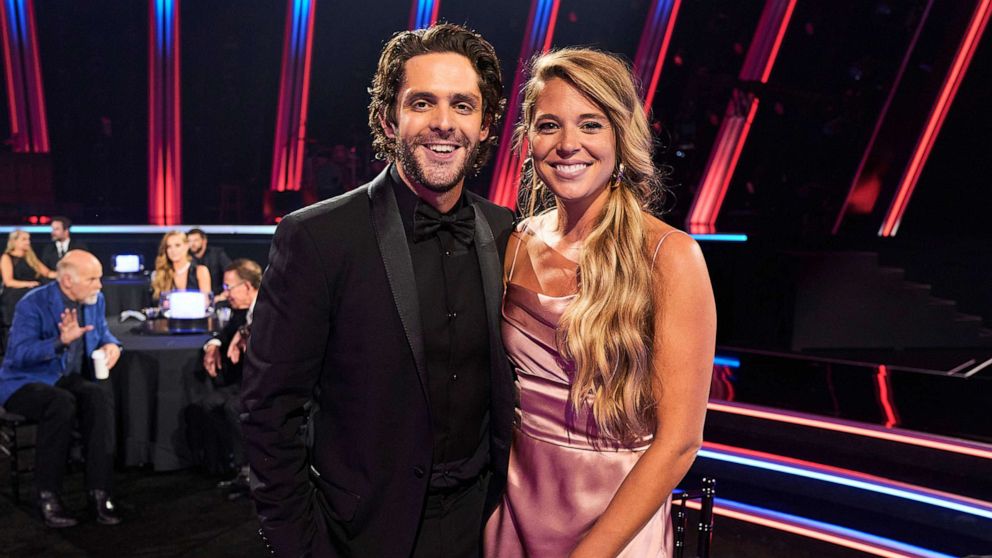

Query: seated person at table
<box><xmin>2</xmin><ymin>230</ymin><xmax>56</xmax><ymax>335</ymax></box>
<box><xmin>187</xmin><ymin>228</ymin><xmax>231</xmax><ymax>297</ymax></box>
<box><xmin>40</xmin><ymin>216</ymin><xmax>89</xmax><ymax>271</ymax></box>
<box><xmin>200</xmin><ymin>258</ymin><xmax>260</xmax><ymax>497</ymax></box>
<box><xmin>0</xmin><ymin>250</ymin><xmax>123</xmax><ymax>528</ymax></box>
<box><xmin>150</xmin><ymin>230</ymin><xmax>211</xmax><ymax>305</ymax></box>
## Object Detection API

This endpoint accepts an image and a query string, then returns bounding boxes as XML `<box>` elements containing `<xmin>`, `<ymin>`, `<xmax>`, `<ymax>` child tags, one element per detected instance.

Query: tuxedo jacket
<box><xmin>242</xmin><ymin>168</ymin><xmax>515</xmax><ymax>557</ymax></box>
<box><xmin>40</xmin><ymin>238</ymin><xmax>89</xmax><ymax>271</ymax></box>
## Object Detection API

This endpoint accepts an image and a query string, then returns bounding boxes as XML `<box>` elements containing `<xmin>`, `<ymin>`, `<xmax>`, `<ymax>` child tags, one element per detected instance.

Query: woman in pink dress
<box><xmin>484</xmin><ymin>48</ymin><xmax>716</xmax><ymax>558</ymax></box>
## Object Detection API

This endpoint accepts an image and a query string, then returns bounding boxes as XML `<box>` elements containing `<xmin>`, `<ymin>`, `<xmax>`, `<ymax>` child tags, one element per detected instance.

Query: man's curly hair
<box><xmin>368</xmin><ymin>23</ymin><xmax>506</xmax><ymax>173</ymax></box>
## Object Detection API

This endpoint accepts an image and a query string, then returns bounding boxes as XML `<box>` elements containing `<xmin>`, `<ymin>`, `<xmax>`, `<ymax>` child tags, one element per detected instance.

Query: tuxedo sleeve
<box><xmin>241</xmin><ymin>214</ymin><xmax>331</xmax><ymax>557</ymax></box>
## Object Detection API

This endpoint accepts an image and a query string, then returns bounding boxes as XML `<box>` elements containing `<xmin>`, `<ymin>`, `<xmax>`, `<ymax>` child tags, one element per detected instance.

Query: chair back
<box><xmin>672</xmin><ymin>477</ymin><xmax>716</xmax><ymax>558</ymax></box>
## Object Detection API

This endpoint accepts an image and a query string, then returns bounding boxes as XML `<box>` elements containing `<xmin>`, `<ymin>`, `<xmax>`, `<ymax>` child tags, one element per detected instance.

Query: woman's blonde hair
<box><xmin>151</xmin><ymin>230</ymin><xmax>191</xmax><ymax>300</ymax></box>
<box><xmin>516</xmin><ymin>48</ymin><xmax>665</xmax><ymax>442</ymax></box>
<box><xmin>4</xmin><ymin>230</ymin><xmax>45</xmax><ymax>278</ymax></box>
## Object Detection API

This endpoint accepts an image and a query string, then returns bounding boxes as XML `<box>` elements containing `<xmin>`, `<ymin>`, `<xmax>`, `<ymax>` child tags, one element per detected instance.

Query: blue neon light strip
<box><xmin>713</xmin><ymin>355</ymin><xmax>740</xmax><ymax>368</ymax></box>
<box><xmin>716</xmin><ymin>498</ymin><xmax>955</xmax><ymax>558</ymax></box>
<box><xmin>690</xmin><ymin>233</ymin><xmax>748</xmax><ymax>242</ymax></box>
<box><xmin>529</xmin><ymin>0</ymin><xmax>553</xmax><ymax>51</ymax></box>
<box><xmin>698</xmin><ymin>448</ymin><xmax>992</xmax><ymax>520</ymax></box>
<box><xmin>413</xmin><ymin>0</ymin><xmax>436</xmax><ymax>29</ymax></box>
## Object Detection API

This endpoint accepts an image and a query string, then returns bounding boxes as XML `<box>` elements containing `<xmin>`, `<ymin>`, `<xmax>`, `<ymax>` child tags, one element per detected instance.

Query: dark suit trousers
<box><xmin>5</xmin><ymin>374</ymin><xmax>116</xmax><ymax>494</ymax></box>
<box><xmin>411</xmin><ymin>473</ymin><xmax>490</xmax><ymax>558</ymax></box>
<box><xmin>199</xmin><ymin>382</ymin><xmax>245</xmax><ymax>468</ymax></box>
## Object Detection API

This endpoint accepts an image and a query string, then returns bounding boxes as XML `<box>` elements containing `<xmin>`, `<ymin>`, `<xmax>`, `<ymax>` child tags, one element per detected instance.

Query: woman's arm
<box><xmin>570</xmin><ymin>233</ymin><xmax>716</xmax><ymax>558</ymax></box>
<box><xmin>37</xmin><ymin>261</ymin><xmax>56</xmax><ymax>279</ymax></box>
<box><xmin>1</xmin><ymin>254</ymin><xmax>41</xmax><ymax>288</ymax></box>
<box><xmin>196</xmin><ymin>265</ymin><xmax>212</xmax><ymax>295</ymax></box>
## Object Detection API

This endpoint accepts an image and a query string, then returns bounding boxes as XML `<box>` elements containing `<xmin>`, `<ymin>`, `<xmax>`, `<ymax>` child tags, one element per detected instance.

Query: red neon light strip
<box><xmin>702</xmin><ymin>441</ymin><xmax>992</xmax><ymax>511</ymax></box>
<box><xmin>487</xmin><ymin>0</ymin><xmax>560</xmax><ymax>208</ymax></box>
<box><xmin>430</xmin><ymin>0</ymin><xmax>440</xmax><ymax>26</ymax></box>
<box><xmin>880</xmin><ymin>0</ymin><xmax>992</xmax><ymax>236</ymax></box>
<box><xmin>289</xmin><ymin>0</ymin><xmax>316</xmax><ymax>194</ymax></box>
<box><xmin>642</xmin><ymin>0</ymin><xmax>682</xmax><ymax>108</ymax></box>
<box><xmin>0</xmin><ymin>2</ymin><xmax>22</xmax><ymax>147</ymax></box>
<box><xmin>686</xmin><ymin>0</ymin><xmax>793</xmax><ymax>233</ymax></box>
<box><xmin>708</xmin><ymin>400</ymin><xmax>992</xmax><ymax>460</ymax></box>
<box><xmin>832</xmin><ymin>0</ymin><xmax>934</xmax><ymax>234</ymax></box>
<box><xmin>148</xmin><ymin>0</ymin><xmax>182</xmax><ymax>225</ymax></box>
<box><xmin>687</xmin><ymin>500</ymin><xmax>945</xmax><ymax>558</ymax></box>
<box><xmin>23</xmin><ymin>0</ymin><xmax>46</xmax><ymax>151</ymax></box>
<box><xmin>759</xmin><ymin>0</ymin><xmax>796</xmax><ymax>83</ymax></box>
<box><xmin>874</xmin><ymin>365</ymin><xmax>900</xmax><ymax>428</ymax></box>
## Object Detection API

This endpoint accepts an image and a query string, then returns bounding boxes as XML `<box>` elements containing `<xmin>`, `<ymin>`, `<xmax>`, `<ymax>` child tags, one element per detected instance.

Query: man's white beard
<box><xmin>83</xmin><ymin>293</ymin><xmax>100</xmax><ymax>305</ymax></box>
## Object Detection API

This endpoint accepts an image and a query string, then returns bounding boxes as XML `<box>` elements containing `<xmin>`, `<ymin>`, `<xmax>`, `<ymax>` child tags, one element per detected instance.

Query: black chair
<box><xmin>0</xmin><ymin>405</ymin><xmax>35</xmax><ymax>504</ymax></box>
<box><xmin>672</xmin><ymin>477</ymin><xmax>716</xmax><ymax>558</ymax></box>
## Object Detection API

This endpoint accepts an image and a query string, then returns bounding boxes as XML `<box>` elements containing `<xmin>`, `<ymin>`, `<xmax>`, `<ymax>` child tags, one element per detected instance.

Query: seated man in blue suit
<box><xmin>0</xmin><ymin>250</ymin><xmax>123</xmax><ymax>528</ymax></box>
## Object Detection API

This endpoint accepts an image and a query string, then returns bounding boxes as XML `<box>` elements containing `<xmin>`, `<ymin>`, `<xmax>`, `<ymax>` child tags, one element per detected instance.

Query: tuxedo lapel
<box><xmin>471</xmin><ymin>205</ymin><xmax>503</xmax><ymax>353</ymax></box>
<box><xmin>368</xmin><ymin>171</ymin><xmax>430</xmax><ymax>403</ymax></box>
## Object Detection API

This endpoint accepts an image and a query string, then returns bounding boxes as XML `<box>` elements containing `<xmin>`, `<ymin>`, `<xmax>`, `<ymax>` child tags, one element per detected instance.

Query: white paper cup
<box><xmin>91</xmin><ymin>349</ymin><xmax>110</xmax><ymax>380</ymax></box>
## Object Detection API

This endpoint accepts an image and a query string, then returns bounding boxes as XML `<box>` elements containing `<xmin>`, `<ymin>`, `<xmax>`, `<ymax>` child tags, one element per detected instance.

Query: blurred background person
<box><xmin>40</xmin><ymin>216</ymin><xmax>89</xmax><ymax>271</ymax></box>
<box><xmin>150</xmin><ymin>231</ymin><xmax>211</xmax><ymax>304</ymax></box>
<box><xmin>187</xmin><ymin>228</ymin><xmax>231</xmax><ymax>297</ymax></box>
<box><xmin>2</xmin><ymin>230</ymin><xmax>56</xmax><ymax>349</ymax></box>
<box><xmin>198</xmin><ymin>259</ymin><xmax>261</xmax><ymax>499</ymax></box>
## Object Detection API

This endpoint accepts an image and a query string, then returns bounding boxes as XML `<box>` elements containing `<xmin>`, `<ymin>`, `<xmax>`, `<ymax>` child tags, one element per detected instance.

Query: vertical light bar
<box><xmin>269</xmin><ymin>0</ymin><xmax>317</xmax><ymax>193</ymax></box>
<box><xmin>879</xmin><ymin>0</ymin><xmax>992</xmax><ymax>236</ymax></box>
<box><xmin>633</xmin><ymin>0</ymin><xmax>682</xmax><ymax>108</ymax></box>
<box><xmin>148</xmin><ymin>0</ymin><xmax>182</xmax><ymax>225</ymax></box>
<box><xmin>686</xmin><ymin>0</ymin><xmax>796</xmax><ymax>234</ymax></box>
<box><xmin>0</xmin><ymin>0</ymin><xmax>49</xmax><ymax>152</ymax></box>
<box><xmin>409</xmin><ymin>0</ymin><xmax>440</xmax><ymax>30</ymax></box>
<box><xmin>487</xmin><ymin>0</ymin><xmax>561</xmax><ymax>208</ymax></box>
<box><xmin>874</xmin><ymin>365</ymin><xmax>900</xmax><ymax>429</ymax></box>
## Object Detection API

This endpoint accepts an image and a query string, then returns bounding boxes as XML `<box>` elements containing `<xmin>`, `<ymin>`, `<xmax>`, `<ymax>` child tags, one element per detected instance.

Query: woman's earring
<box><xmin>611</xmin><ymin>162</ymin><xmax>626</xmax><ymax>190</ymax></box>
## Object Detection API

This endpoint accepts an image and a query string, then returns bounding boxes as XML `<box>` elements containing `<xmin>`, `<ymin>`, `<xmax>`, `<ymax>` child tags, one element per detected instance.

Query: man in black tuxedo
<box><xmin>242</xmin><ymin>23</ymin><xmax>514</xmax><ymax>558</ymax></box>
<box><xmin>40</xmin><ymin>216</ymin><xmax>88</xmax><ymax>271</ymax></box>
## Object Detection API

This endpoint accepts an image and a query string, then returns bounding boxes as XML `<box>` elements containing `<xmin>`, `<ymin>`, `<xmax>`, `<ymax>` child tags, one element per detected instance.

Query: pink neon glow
<box><xmin>290</xmin><ymin>0</ymin><xmax>317</xmax><ymax>194</ymax></box>
<box><xmin>703</xmin><ymin>441</ymin><xmax>992</xmax><ymax>512</ymax></box>
<box><xmin>688</xmin><ymin>500</ymin><xmax>935</xmax><ymax>558</ymax></box>
<box><xmin>542</xmin><ymin>0</ymin><xmax>561</xmax><ymax>52</ymax></box>
<box><xmin>487</xmin><ymin>0</ymin><xmax>561</xmax><ymax>207</ymax></box>
<box><xmin>687</xmin><ymin>95</ymin><xmax>759</xmax><ymax>232</ymax></box>
<box><xmin>2</xmin><ymin>3</ymin><xmax>23</xmax><ymax>149</ymax></box>
<box><xmin>147</xmin><ymin>0</ymin><xmax>182</xmax><ymax>225</ymax></box>
<box><xmin>708</xmin><ymin>400</ymin><xmax>992</xmax><ymax>460</ymax></box>
<box><xmin>1</xmin><ymin>0</ymin><xmax>49</xmax><ymax>152</ymax></box>
<box><xmin>759</xmin><ymin>0</ymin><xmax>796</xmax><ymax>83</ymax></box>
<box><xmin>832</xmin><ymin>1</ymin><xmax>934</xmax><ymax>234</ymax></box>
<box><xmin>880</xmin><ymin>0</ymin><xmax>992</xmax><ymax>236</ymax></box>
<box><xmin>642</xmin><ymin>0</ymin><xmax>682</xmax><ymax>108</ymax></box>
<box><xmin>874</xmin><ymin>365</ymin><xmax>900</xmax><ymax>428</ymax></box>
<box><xmin>430</xmin><ymin>0</ymin><xmax>440</xmax><ymax>26</ymax></box>
<box><xmin>25</xmin><ymin>0</ymin><xmax>47</xmax><ymax>151</ymax></box>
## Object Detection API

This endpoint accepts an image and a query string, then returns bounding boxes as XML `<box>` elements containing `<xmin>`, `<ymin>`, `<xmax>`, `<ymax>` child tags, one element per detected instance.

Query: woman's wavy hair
<box><xmin>151</xmin><ymin>230</ymin><xmax>191</xmax><ymax>300</ymax></box>
<box><xmin>516</xmin><ymin>48</ymin><xmax>667</xmax><ymax>443</ymax></box>
<box><xmin>4</xmin><ymin>230</ymin><xmax>45</xmax><ymax>277</ymax></box>
<box><xmin>367</xmin><ymin>23</ymin><xmax>506</xmax><ymax>174</ymax></box>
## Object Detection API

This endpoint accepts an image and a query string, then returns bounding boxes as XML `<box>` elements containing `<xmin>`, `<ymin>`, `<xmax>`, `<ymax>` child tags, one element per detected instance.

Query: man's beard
<box><xmin>83</xmin><ymin>292</ymin><xmax>100</xmax><ymax>305</ymax></box>
<box><xmin>395</xmin><ymin>136</ymin><xmax>480</xmax><ymax>194</ymax></box>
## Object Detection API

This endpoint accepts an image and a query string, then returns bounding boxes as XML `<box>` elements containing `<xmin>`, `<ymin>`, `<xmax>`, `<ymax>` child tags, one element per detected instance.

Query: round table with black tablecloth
<box><xmin>102</xmin><ymin>276</ymin><xmax>152</xmax><ymax>316</ymax></box>
<box><xmin>110</xmin><ymin>322</ymin><xmax>222</xmax><ymax>471</ymax></box>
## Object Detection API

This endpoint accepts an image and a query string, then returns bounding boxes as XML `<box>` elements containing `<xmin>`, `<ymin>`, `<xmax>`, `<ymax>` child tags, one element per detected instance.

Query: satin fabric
<box><xmin>485</xmin><ymin>281</ymin><xmax>672</xmax><ymax>557</ymax></box>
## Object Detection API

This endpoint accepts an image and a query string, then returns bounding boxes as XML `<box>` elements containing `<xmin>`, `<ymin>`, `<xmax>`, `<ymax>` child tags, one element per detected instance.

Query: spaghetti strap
<box><xmin>505</xmin><ymin>221</ymin><xmax>528</xmax><ymax>286</ymax></box>
<box><xmin>651</xmin><ymin>230</ymin><xmax>688</xmax><ymax>266</ymax></box>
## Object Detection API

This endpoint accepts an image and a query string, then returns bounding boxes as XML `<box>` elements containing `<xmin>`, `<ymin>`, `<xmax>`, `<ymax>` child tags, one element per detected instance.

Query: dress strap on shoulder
<box><xmin>506</xmin><ymin>219</ymin><xmax>530</xmax><ymax>284</ymax></box>
<box><xmin>650</xmin><ymin>230</ymin><xmax>688</xmax><ymax>266</ymax></box>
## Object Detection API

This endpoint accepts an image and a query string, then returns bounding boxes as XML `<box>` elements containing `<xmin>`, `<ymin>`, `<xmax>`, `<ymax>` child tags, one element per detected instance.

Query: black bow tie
<box><xmin>413</xmin><ymin>202</ymin><xmax>475</xmax><ymax>247</ymax></box>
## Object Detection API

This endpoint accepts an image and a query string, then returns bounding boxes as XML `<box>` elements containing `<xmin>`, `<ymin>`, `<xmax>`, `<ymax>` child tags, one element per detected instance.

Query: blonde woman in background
<box><xmin>485</xmin><ymin>49</ymin><xmax>716</xmax><ymax>557</ymax></box>
<box><xmin>2</xmin><ymin>230</ymin><xmax>56</xmax><ymax>327</ymax></box>
<box><xmin>150</xmin><ymin>231</ymin><xmax>211</xmax><ymax>302</ymax></box>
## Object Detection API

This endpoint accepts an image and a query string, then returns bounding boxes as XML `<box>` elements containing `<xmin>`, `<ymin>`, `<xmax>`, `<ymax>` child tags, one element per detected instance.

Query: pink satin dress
<box><xmin>485</xmin><ymin>228</ymin><xmax>673</xmax><ymax>558</ymax></box>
